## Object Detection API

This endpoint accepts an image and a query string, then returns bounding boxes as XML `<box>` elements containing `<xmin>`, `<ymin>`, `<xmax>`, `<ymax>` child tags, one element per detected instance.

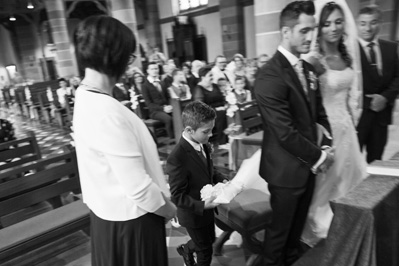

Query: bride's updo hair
<box><xmin>318</xmin><ymin>2</ymin><xmax>352</xmax><ymax>67</ymax></box>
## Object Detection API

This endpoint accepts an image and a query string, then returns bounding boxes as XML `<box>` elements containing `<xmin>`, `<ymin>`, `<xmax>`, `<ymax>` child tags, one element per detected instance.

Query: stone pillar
<box><xmin>44</xmin><ymin>0</ymin><xmax>77</xmax><ymax>78</ymax></box>
<box><xmin>220</xmin><ymin>0</ymin><xmax>245</xmax><ymax>60</ymax></box>
<box><xmin>144</xmin><ymin>0</ymin><xmax>162</xmax><ymax>50</ymax></box>
<box><xmin>111</xmin><ymin>0</ymin><xmax>141</xmax><ymax>68</ymax></box>
<box><xmin>254</xmin><ymin>0</ymin><xmax>292</xmax><ymax>58</ymax></box>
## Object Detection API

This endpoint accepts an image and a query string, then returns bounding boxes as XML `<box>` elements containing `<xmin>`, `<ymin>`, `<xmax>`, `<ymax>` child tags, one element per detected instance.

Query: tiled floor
<box><xmin>1</xmin><ymin>99</ymin><xmax>398</xmax><ymax>266</ymax></box>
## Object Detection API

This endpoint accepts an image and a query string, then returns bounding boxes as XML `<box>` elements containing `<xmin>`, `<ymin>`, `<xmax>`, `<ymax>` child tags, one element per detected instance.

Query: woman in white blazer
<box><xmin>73</xmin><ymin>16</ymin><xmax>176</xmax><ymax>266</ymax></box>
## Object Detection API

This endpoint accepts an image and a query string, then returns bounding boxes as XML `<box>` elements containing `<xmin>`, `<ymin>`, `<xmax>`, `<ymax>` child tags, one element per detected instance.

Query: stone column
<box><xmin>44</xmin><ymin>0</ymin><xmax>77</xmax><ymax>78</ymax></box>
<box><xmin>111</xmin><ymin>0</ymin><xmax>141</xmax><ymax>68</ymax></box>
<box><xmin>254</xmin><ymin>0</ymin><xmax>292</xmax><ymax>58</ymax></box>
<box><xmin>219</xmin><ymin>0</ymin><xmax>246</xmax><ymax>60</ymax></box>
<box><xmin>144</xmin><ymin>0</ymin><xmax>162</xmax><ymax>50</ymax></box>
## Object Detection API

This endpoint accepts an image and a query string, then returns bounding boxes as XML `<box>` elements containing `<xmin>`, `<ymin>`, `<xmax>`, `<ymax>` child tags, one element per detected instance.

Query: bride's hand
<box><xmin>308</xmin><ymin>56</ymin><xmax>326</xmax><ymax>76</ymax></box>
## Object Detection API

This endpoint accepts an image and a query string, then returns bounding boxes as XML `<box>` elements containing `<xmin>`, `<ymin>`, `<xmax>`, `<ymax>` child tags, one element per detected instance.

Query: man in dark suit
<box><xmin>142</xmin><ymin>61</ymin><xmax>174</xmax><ymax>138</ymax></box>
<box><xmin>357</xmin><ymin>6</ymin><xmax>399</xmax><ymax>163</ymax></box>
<box><xmin>167</xmin><ymin>101</ymin><xmax>227</xmax><ymax>266</ymax></box>
<box><xmin>254</xmin><ymin>2</ymin><xmax>334</xmax><ymax>265</ymax></box>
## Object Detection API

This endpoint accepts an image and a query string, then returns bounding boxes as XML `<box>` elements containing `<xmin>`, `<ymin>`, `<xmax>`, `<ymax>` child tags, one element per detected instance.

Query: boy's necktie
<box><xmin>197</xmin><ymin>146</ymin><xmax>207</xmax><ymax>166</ymax></box>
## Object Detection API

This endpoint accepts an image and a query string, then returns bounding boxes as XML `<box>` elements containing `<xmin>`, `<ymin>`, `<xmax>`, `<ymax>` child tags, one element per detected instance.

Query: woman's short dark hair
<box><xmin>74</xmin><ymin>15</ymin><xmax>136</xmax><ymax>79</ymax></box>
<box><xmin>318</xmin><ymin>2</ymin><xmax>352</xmax><ymax>67</ymax></box>
<box><xmin>182</xmin><ymin>101</ymin><xmax>216</xmax><ymax>131</ymax></box>
<box><xmin>198</xmin><ymin>65</ymin><xmax>213</xmax><ymax>78</ymax></box>
<box><xmin>280</xmin><ymin>1</ymin><xmax>315</xmax><ymax>29</ymax></box>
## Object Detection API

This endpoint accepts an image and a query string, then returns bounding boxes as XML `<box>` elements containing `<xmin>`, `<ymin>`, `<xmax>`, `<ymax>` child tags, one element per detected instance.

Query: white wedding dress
<box><xmin>301</xmin><ymin>59</ymin><xmax>368</xmax><ymax>247</ymax></box>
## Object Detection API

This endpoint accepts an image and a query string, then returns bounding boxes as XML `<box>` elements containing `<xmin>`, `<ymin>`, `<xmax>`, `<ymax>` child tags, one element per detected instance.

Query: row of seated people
<box><xmin>112</xmin><ymin>61</ymin><xmax>256</xmax><ymax>146</ymax></box>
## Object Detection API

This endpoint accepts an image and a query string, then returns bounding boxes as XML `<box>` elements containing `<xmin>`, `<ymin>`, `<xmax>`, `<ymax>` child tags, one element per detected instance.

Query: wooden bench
<box><xmin>171</xmin><ymin>98</ymin><xmax>192</xmax><ymax>143</ymax></box>
<box><xmin>0</xmin><ymin>148</ymin><xmax>90</xmax><ymax>264</ymax></box>
<box><xmin>24</xmin><ymin>81</ymin><xmax>59</xmax><ymax>122</ymax></box>
<box><xmin>215</xmin><ymin>189</ymin><xmax>271</xmax><ymax>266</ymax></box>
<box><xmin>0</xmin><ymin>131</ymin><xmax>41</xmax><ymax>173</ymax></box>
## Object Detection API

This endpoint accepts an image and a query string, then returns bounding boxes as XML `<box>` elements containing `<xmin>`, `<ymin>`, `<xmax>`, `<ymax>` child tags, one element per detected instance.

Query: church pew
<box><xmin>171</xmin><ymin>98</ymin><xmax>192</xmax><ymax>142</ymax></box>
<box><xmin>0</xmin><ymin>148</ymin><xmax>90</xmax><ymax>264</ymax></box>
<box><xmin>0</xmin><ymin>131</ymin><xmax>41</xmax><ymax>173</ymax></box>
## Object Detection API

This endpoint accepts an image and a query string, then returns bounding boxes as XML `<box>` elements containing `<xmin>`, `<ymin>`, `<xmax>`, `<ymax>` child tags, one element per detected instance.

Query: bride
<box><xmin>300</xmin><ymin>0</ymin><xmax>368</xmax><ymax>247</ymax></box>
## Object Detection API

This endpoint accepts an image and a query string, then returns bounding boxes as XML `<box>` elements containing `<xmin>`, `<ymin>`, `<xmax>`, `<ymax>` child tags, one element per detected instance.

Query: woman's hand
<box><xmin>154</xmin><ymin>194</ymin><xmax>177</xmax><ymax>222</ymax></box>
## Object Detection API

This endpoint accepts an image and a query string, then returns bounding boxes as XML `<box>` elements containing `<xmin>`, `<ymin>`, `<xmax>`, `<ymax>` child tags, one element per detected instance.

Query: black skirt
<box><xmin>90</xmin><ymin>211</ymin><xmax>168</xmax><ymax>266</ymax></box>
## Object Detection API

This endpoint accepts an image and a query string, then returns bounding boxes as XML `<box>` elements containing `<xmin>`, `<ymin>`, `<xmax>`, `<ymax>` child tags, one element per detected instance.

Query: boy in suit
<box><xmin>167</xmin><ymin>101</ymin><xmax>227</xmax><ymax>266</ymax></box>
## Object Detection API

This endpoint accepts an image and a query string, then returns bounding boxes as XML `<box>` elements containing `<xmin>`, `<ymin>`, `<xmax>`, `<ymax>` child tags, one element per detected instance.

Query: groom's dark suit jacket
<box><xmin>167</xmin><ymin>137</ymin><xmax>225</xmax><ymax>228</ymax></box>
<box><xmin>255</xmin><ymin>51</ymin><xmax>332</xmax><ymax>188</ymax></box>
<box><xmin>359</xmin><ymin>39</ymin><xmax>399</xmax><ymax>126</ymax></box>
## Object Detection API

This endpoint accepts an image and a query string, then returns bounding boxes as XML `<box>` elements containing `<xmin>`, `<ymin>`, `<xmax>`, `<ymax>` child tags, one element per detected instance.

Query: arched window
<box><xmin>179</xmin><ymin>0</ymin><xmax>208</xmax><ymax>11</ymax></box>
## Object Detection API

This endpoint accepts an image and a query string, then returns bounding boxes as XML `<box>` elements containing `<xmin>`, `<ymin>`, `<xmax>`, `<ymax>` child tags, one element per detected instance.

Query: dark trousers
<box><xmin>264</xmin><ymin>175</ymin><xmax>316</xmax><ymax>266</ymax></box>
<box><xmin>90</xmin><ymin>211</ymin><xmax>168</xmax><ymax>266</ymax></box>
<box><xmin>357</xmin><ymin>110</ymin><xmax>388</xmax><ymax>163</ymax></box>
<box><xmin>184</xmin><ymin>223</ymin><xmax>216</xmax><ymax>266</ymax></box>
<box><xmin>151</xmin><ymin>111</ymin><xmax>174</xmax><ymax>139</ymax></box>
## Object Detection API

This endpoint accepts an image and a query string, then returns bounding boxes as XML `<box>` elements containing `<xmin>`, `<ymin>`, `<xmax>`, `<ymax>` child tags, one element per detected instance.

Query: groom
<box><xmin>254</xmin><ymin>1</ymin><xmax>334</xmax><ymax>265</ymax></box>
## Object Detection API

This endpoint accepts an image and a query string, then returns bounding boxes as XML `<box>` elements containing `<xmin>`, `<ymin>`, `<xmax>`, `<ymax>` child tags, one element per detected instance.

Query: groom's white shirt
<box><xmin>358</xmin><ymin>37</ymin><xmax>383</xmax><ymax>75</ymax></box>
<box><xmin>278</xmin><ymin>45</ymin><xmax>328</xmax><ymax>173</ymax></box>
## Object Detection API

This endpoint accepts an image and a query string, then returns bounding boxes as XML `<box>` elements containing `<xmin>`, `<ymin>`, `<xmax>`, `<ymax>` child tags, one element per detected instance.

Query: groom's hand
<box><xmin>318</xmin><ymin>147</ymin><xmax>335</xmax><ymax>173</ymax></box>
<box><xmin>366</xmin><ymin>94</ymin><xmax>387</xmax><ymax>112</ymax></box>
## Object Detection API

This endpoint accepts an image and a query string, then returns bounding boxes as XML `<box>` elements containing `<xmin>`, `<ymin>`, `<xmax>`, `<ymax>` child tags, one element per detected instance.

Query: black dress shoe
<box><xmin>176</xmin><ymin>244</ymin><xmax>196</xmax><ymax>266</ymax></box>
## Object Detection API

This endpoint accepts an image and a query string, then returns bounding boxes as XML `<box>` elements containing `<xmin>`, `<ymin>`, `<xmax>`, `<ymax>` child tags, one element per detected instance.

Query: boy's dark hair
<box><xmin>280</xmin><ymin>1</ymin><xmax>315</xmax><ymax>29</ymax></box>
<box><xmin>217</xmin><ymin>77</ymin><xmax>226</xmax><ymax>82</ymax></box>
<box><xmin>198</xmin><ymin>65</ymin><xmax>213</xmax><ymax>78</ymax></box>
<box><xmin>58</xmin><ymin>78</ymin><xmax>66</xmax><ymax>83</ymax></box>
<box><xmin>74</xmin><ymin>15</ymin><xmax>136</xmax><ymax>80</ymax></box>
<box><xmin>172</xmin><ymin>68</ymin><xmax>183</xmax><ymax>78</ymax></box>
<box><xmin>358</xmin><ymin>5</ymin><xmax>381</xmax><ymax>20</ymax></box>
<box><xmin>182</xmin><ymin>101</ymin><xmax>216</xmax><ymax>131</ymax></box>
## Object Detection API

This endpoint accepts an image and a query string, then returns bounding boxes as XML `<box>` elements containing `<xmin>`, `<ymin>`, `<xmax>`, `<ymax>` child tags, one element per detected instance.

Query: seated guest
<box><xmin>142</xmin><ymin>61</ymin><xmax>174</xmax><ymax>139</ymax></box>
<box><xmin>227</xmin><ymin>53</ymin><xmax>246</xmax><ymax>78</ymax></box>
<box><xmin>194</xmin><ymin>65</ymin><xmax>227</xmax><ymax>145</ymax></box>
<box><xmin>162</xmin><ymin>62</ymin><xmax>176</xmax><ymax>91</ymax></box>
<box><xmin>70</xmin><ymin>76</ymin><xmax>81</xmax><ymax>93</ymax></box>
<box><xmin>56</xmin><ymin>77</ymin><xmax>74</xmax><ymax>108</ymax></box>
<box><xmin>187</xmin><ymin>60</ymin><xmax>203</xmax><ymax>93</ymax></box>
<box><xmin>234</xmin><ymin>76</ymin><xmax>251</xmax><ymax>103</ymax></box>
<box><xmin>131</xmin><ymin>72</ymin><xmax>150</xmax><ymax>119</ymax></box>
<box><xmin>211</xmin><ymin>55</ymin><xmax>234</xmax><ymax>86</ymax></box>
<box><xmin>257</xmin><ymin>53</ymin><xmax>270</xmax><ymax>69</ymax></box>
<box><xmin>182</xmin><ymin>62</ymin><xmax>193</xmax><ymax>81</ymax></box>
<box><xmin>73</xmin><ymin>15</ymin><xmax>176</xmax><ymax>266</ymax></box>
<box><xmin>245</xmin><ymin>59</ymin><xmax>258</xmax><ymax>98</ymax></box>
<box><xmin>168</xmin><ymin>68</ymin><xmax>192</xmax><ymax>100</ymax></box>
<box><xmin>112</xmin><ymin>81</ymin><xmax>131</xmax><ymax>108</ymax></box>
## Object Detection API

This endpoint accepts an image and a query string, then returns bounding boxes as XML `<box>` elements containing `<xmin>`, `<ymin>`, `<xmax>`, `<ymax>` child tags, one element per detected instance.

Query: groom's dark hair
<box><xmin>280</xmin><ymin>1</ymin><xmax>315</xmax><ymax>29</ymax></box>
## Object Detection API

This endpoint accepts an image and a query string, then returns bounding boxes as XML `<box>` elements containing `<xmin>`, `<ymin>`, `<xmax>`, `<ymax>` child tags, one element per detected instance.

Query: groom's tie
<box><xmin>294</xmin><ymin>59</ymin><xmax>308</xmax><ymax>96</ymax></box>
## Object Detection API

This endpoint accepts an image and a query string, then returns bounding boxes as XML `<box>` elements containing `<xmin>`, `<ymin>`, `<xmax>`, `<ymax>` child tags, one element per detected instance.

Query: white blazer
<box><xmin>73</xmin><ymin>88</ymin><xmax>169</xmax><ymax>221</ymax></box>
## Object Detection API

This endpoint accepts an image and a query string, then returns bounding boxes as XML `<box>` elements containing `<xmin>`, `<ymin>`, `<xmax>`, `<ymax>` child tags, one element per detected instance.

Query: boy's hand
<box><xmin>204</xmin><ymin>195</ymin><xmax>219</xmax><ymax>209</ymax></box>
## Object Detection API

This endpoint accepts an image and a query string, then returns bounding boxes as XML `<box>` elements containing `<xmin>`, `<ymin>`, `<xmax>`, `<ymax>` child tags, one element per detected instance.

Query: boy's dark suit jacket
<box><xmin>359</xmin><ymin>39</ymin><xmax>399</xmax><ymax>126</ymax></box>
<box><xmin>255</xmin><ymin>51</ymin><xmax>332</xmax><ymax>188</ymax></box>
<box><xmin>167</xmin><ymin>137</ymin><xmax>225</xmax><ymax>229</ymax></box>
<box><xmin>141</xmin><ymin>79</ymin><xmax>169</xmax><ymax>117</ymax></box>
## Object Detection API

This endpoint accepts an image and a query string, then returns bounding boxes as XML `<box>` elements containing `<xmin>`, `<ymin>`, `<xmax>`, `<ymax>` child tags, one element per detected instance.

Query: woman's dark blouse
<box><xmin>193</xmin><ymin>84</ymin><xmax>225</xmax><ymax>108</ymax></box>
